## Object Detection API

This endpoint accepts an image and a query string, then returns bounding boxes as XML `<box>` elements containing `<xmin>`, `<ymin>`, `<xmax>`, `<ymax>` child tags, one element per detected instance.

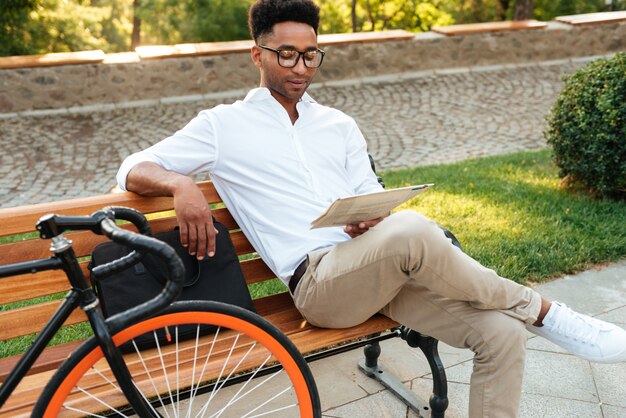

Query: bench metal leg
<box><xmin>403</xmin><ymin>328</ymin><xmax>449</xmax><ymax>418</ymax></box>
<box><xmin>357</xmin><ymin>330</ymin><xmax>449</xmax><ymax>418</ymax></box>
<box><xmin>358</xmin><ymin>333</ymin><xmax>440</xmax><ymax>417</ymax></box>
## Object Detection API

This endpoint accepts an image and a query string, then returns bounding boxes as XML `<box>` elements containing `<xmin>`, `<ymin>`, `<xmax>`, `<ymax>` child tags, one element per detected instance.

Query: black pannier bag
<box><xmin>90</xmin><ymin>219</ymin><xmax>256</xmax><ymax>351</ymax></box>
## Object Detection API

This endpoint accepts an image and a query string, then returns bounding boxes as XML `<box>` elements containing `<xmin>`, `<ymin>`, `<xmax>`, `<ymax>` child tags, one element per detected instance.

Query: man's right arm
<box><xmin>126</xmin><ymin>161</ymin><xmax>218</xmax><ymax>260</ymax></box>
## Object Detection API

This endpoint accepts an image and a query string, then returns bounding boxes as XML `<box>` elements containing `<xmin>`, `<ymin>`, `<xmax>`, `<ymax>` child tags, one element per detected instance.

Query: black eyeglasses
<box><xmin>258</xmin><ymin>45</ymin><xmax>325</xmax><ymax>68</ymax></box>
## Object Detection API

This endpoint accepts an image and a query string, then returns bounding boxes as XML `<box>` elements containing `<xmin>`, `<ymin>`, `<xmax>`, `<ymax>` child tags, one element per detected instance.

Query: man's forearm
<box><xmin>125</xmin><ymin>161</ymin><xmax>217</xmax><ymax>259</ymax></box>
<box><xmin>126</xmin><ymin>162</ymin><xmax>196</xmax><ymax>197</ymax></box>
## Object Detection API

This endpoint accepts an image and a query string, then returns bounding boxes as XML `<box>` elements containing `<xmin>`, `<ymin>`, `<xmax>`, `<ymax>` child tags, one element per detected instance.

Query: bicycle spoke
<box><xmin>91</xmin><ymin>366</ymin><xmax>123</xmax><ymax>394</ymax></box>
<box><xmin>175</xmin><ymin>327</ymin><xmax>181</xmax><ymax>418</ymax></box>
<box><xmin>75</xmin><ymin>385</ymin><xmax>129</xmax><ymax>417</ymax></box>
<box><xmin>239</xmin><ymin>386</ymin><xmax>294</xmax><ymax>418</ymax></box>
<box><xmin>196</xmin><ymin>341</ymin><xmax>258</xmax><ymax>418</ymax></box>
<box><xmin>185</xmin><ymin>324</ymin><xmax>205</xmax><ymax>417</ymax></box>
<box><xmin>131</xmin><ymin>379</ymin><xmax>162</xmax><ymax>417</ymax></box>
<box><xmin>210</xmin><ymin>340</ymin><xmax>258</xmax><ymax>396</ymax></box>
<box><xmin>132</xmin><ymin>334</ymin><xmax>171</xmax><ymax>417</ymax></box>
<box><xmin>206</xmin><ymin>353</ymin><xmax>273</xmax><ymax>418</ymax></box>
<box><xmin>204</xmin><ymin>331</ymin><xmax>240</xmax><ymax>409</ymax></box>
<box><xmin>62</xmin><ymin>404</ymin><xmax>113</xmax><ymax>418</ymax></box>
<box><xmin>154</xmin><ymin>330</ymin><xmax>177</xmax><ymax>418</ymax></box>
<box><xmin>248</xmin><ymin>403</ymin><xmax>298</xmax><ymax>418</ymax></box>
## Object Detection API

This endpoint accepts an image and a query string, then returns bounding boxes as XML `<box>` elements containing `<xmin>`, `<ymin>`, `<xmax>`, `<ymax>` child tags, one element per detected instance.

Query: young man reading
<box><xmin>117</xmin><ymin>1</ymin><xmax>626</xmax><ymax>416</ymax></box>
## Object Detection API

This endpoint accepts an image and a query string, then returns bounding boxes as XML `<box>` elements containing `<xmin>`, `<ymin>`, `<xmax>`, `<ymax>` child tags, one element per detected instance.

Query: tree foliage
<box><xmin>317</xmin><ymin>0</ymin><xmax>456</xmax><ymax>33</ymax></box>
<box><xmin>136</xmin><ymin>0</ymin><xmax>252</xmax><ymax>45</ymax></box>
<box><xmin>1</xmin><ymin>0</ymin><xmax>134</xmax><ymax>55</ymax></box>
<box><xmin>533</xmin><ymin>0</ymin><xmax>610</xmax><ymax>21</ymax></box>
<box><xmin>0</xmin><ymin>0</ymin><xmax>39</xmax><ymax>56</ymax></box>
<box><xmin>1</xmin><ymin>0</ymin><xmax>622</xmax><ymax>56</ymax></box>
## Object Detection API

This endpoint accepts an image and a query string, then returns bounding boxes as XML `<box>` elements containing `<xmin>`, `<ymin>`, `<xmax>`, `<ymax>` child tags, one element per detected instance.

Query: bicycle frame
<box><xmin>0</xmin><ymin>209</ymin><xmax>183</xmax><ymax>417</ymax></box>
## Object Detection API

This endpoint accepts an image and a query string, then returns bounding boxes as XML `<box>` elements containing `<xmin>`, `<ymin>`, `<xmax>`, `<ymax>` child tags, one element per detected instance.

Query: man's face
<box><xmin>252</xmin><ymin>21</ymin><xmax>319</xmax><ymax>103</ymax></box>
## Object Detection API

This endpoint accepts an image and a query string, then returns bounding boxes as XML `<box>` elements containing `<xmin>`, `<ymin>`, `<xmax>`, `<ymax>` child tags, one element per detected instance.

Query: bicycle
<box><xmin>0</xmin><ymin>206</ymin><xmax>320</xmax><ymax>417</ymax></box>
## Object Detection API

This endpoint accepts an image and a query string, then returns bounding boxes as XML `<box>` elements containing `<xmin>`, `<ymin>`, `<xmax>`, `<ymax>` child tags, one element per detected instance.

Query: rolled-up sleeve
<box><xmin>116</xmin><ymin>111</ymin><xmax>218</xmax><ymax>190</ymax></box>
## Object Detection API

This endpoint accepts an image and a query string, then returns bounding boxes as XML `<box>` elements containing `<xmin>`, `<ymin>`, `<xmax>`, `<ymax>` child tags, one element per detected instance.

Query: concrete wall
<box><xmin>1</xmin><ymin>20</ymin><xmax>625</xmax><ymax>113</ymax></box>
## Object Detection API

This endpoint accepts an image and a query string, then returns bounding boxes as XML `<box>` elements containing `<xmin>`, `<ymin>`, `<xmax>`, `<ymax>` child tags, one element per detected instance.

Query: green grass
<box><xmin>1</xmin><ymin>149</ymin><xmax>625</xmax><ymax>358</ymax></box>
<box><xmin>382</xmin><ymin>149</ymin><xmax>626</xmax><ymax>284</ymax></box>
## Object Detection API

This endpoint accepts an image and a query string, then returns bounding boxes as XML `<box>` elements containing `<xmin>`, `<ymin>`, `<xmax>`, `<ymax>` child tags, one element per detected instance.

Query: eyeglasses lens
<box><xmin>279</xmin><ymin>50</ymin><xmax>322</xmax><ymax>68</ymax></box>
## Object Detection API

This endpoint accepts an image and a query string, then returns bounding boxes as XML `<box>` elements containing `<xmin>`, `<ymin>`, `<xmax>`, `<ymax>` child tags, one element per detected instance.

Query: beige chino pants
<box><xmin>292</xmin><ymin>210</ymin><xmax>542</xmax><ymax>418</ymax></box>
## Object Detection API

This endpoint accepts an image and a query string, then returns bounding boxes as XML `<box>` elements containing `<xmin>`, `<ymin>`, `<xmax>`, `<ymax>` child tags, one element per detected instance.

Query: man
<box><xmin>117</xmin><ymin>1</ymin><xmax>626</xmax><ymax>416</ymax></box>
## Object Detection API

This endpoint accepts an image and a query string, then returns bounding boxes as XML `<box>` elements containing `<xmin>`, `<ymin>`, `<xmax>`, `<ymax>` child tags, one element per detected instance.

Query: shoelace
<box><xmin>549</xmin><ymin>304</ymin><xmax>603</xmax><ymax>343</ymax></box>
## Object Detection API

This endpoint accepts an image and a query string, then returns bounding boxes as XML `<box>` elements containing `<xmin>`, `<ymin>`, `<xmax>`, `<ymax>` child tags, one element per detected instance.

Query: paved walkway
<box><xmin>0</xmin><ymin>58</ymin><xmax>591</xmax><ymax>209</ymax></box>
<box><xmin>312</xmin><ymin>261</ymin><xmax>626</xmax><ymax>417</ymax></box>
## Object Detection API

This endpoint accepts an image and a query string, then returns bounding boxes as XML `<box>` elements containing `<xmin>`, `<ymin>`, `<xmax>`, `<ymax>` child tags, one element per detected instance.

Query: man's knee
<box><xmin>471</xmin><ymin>313</ymin><xmax>527</xmax><ymax>364</ymax></box>
<box><xmin>376</xmin><ymin>210</ymin><xmax>441</xmax><ymax>248</ymax></box>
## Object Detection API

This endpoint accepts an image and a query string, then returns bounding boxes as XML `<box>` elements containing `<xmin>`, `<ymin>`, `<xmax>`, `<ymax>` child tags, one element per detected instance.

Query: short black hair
<box><xmin>248</xmin><ymin>0</ymin><xmax>320</xmax><ymax>43</ymax></box>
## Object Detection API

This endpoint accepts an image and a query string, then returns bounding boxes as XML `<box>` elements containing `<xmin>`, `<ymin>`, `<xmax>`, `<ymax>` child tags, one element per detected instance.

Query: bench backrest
<box><xmin>0</xmin><ymin>181</ymin><xmax>273</xmax><ymax>347</ymax></box>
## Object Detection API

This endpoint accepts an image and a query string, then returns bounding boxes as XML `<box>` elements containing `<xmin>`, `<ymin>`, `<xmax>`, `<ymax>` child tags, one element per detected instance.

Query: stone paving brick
<box><xmin>0</xmin><ymin>61</ymin><xmax>585</xmax><ymax>209</ymax></box>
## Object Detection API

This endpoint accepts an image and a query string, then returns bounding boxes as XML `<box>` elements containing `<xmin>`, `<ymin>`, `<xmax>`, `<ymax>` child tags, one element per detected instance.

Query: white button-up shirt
<box><xmin>117</xmin><ymin>88</ymin><xmax>382</xmax><ymax>284</ymax></box>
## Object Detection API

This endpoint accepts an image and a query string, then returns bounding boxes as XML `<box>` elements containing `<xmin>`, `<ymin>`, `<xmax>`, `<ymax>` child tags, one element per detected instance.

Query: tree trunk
<box><xmin>513</xmin><ymin>0</ymin><xmax>534</xmax><ymax>20</ymax></box>
<box><xmin>497</xmin><ymin>0</ymin><xmax>510</xmax><ymax>21</ymax></box>
<box><xmin>131</xmin><ymin>0</ymin><xmax>141</xmax><ymax>51</ymax></box>
<box><xmin>351</xmin><ymin>0</ymin><xmax>358</xmax><ymax>32</ymax></box>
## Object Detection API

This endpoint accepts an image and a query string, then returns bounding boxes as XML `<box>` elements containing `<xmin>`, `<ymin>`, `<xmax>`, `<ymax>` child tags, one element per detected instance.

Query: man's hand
<box><xmin>125</xmin><ymin>162</ymin><xmax>218</xmax><ymax>260</ymax></box>
<box><xmin>172</xmin><ymin>180</ymin><xmax>218</xmax><ymax>260</ymax></box>
<box><xmin>343</xmin><ymin>216</ymin><xmax>386</xmax><ymax>238</ymax></box>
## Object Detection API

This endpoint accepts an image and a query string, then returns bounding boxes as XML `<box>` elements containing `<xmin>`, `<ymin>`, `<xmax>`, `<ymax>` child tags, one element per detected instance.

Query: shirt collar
<box><xmin>244</xmin><ymin>87</ymin><xmax>317</xmax><ymax>104</ymax></box>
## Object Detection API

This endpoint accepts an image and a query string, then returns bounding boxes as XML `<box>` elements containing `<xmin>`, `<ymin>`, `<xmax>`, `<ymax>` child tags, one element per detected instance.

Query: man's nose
<box><xmin>291</xmin><ymin>56</ymin><xmax>308</xmax><ymax>74</ymax></box>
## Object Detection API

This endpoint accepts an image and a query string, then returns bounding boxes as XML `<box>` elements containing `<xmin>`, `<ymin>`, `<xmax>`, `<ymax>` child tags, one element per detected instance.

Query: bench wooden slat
<box><xmin>0</xmin><ymin>369</ymin><xmax>57</xmax><ymax>417</ymax></box>
<box><xmin>0</xmin><ymin>341</ymin><xmax>83</xmax><ymax>383</ymax></box>
<box><xmin>432</xmin><ymin>20</ymin><xmax>547</xmax><ymax>35</ymax></box>
<box><xmin>0</xmin><ymin>181</ymin><xmax>220</xmax><ymax>238</ymax></box>
<box><xmin>556</xmin><ymin>11</ymin><xmax>626</xmax><ymax>25</ymax></box>
<box><xmin>0</xmin><ymin>269</ymin><xmax>70</xmax><ymax>305</ymax></box>
<box><xmin>1</xmin><ymin>253</ymin><xmax>270</xmax><ymax>305</ymax></box>
<box><xmin>240</xmin><ymin>258</ymin><xmax>275</xmax><ymax>284</ymax></box>
<box><xmin>0</xmin><ymin>208</ymin><xmax>239</xmax><ymax>266</ymax></box>
<box><xmin>0</xmin><ymin>300</ymin><xmax>88</xmax><ymax>340</ymax></box>
<box><xmin>1</xmin><ymin>255</ymin><xmax>273</xmax><ymax>306</ymax></box>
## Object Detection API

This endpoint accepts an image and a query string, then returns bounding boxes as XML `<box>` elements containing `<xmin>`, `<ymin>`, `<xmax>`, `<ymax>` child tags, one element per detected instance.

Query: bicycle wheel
<box><xmin>33</xmin><ymin>301</ymin><xmax>320</xmax><ymax>418</ymax></box>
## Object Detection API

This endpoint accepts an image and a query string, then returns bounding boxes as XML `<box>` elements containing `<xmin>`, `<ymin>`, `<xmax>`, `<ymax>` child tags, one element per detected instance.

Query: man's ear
<box><xmin>251</xmin><ymin>45</ymin><xmax>262</xmax><ymax>69</ymax></box>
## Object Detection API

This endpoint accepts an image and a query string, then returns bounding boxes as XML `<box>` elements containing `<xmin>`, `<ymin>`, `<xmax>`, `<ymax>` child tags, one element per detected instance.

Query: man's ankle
<box><xmin>533</xmin><ymin>299</ymin><xmax>552</xmax><ymax>327</ymax></box>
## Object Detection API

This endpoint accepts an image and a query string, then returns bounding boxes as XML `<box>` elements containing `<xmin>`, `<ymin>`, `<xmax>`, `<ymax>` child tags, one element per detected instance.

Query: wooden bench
<box><xmin>0</xmin><ymin>181</ymin><xmax>449</xmax><ymax>417</ymax></box>
<box><xmin>432</xmin><ymin>20</ymin><xmax>547</xmax><ymax>36</ymax></box>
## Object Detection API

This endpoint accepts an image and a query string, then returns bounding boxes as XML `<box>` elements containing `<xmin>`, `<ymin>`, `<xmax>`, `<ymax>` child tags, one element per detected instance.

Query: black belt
<box><xmin>289</xmin><ymin>258</ymin><xmax>309</xmax><ymax>294</ymax></box>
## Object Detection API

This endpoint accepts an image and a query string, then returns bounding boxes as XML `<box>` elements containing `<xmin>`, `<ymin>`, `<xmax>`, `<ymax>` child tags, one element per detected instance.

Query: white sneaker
<box><xmin>527</xmin><ymin>302</ymin><xmax>626</xmax><ymax>363</ymax></box>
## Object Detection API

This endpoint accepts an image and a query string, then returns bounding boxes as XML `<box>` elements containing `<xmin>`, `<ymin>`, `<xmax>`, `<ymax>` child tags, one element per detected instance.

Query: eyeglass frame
<box><xmin>257</xmin><ymin>45</ymin><xmax>325</xmax><ymax>68</ymax></box>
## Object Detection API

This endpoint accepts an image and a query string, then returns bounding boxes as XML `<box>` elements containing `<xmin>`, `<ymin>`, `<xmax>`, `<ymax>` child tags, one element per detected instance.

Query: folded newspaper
<box><xmin>310</xmin><ymin>184</ymin><xmax>433</xmax><ymax>229</ymax></box>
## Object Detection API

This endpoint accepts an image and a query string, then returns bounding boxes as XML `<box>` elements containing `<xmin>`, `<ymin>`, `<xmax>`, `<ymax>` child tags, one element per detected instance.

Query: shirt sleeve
<box><xmin>116</xmin><ymin>111</ymin><xmax>218</xmax><ymax>191</ymax></box>
<box><xmin>345</xmin><ymin>119</ymin><xmax>384</xmax><ymax>195</ymax></box>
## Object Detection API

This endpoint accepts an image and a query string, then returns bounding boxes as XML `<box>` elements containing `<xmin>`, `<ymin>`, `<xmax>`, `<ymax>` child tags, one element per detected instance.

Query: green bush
<box><xmin>545</xmin><ymin>52</ymin><xmax>626</xmax><ymax>199</ymax></box>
